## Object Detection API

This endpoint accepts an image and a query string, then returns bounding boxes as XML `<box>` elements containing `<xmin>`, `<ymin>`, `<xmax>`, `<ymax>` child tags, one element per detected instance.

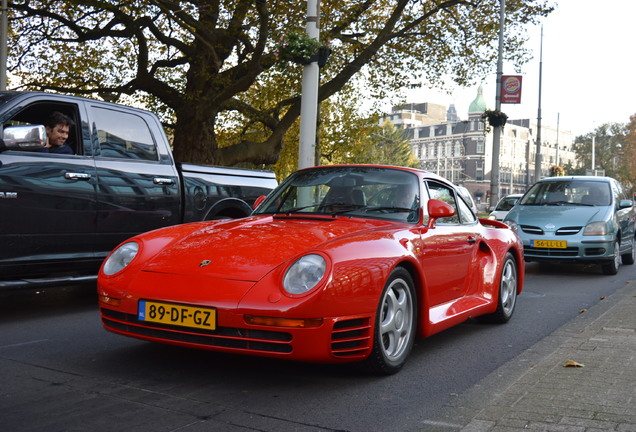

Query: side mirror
<box><xmin>1</xmin><ymin>125</ymin><xmax>47</xmax><ymax>151</ymax></box>
<box><xmin>253</xmin><ymin>195</ymin><xmax>267</xmax><ymax>210</ymax></box>
<box><xmin>618</xmin><ymin>199</ymin><xmax>633</xmax><ymax>209</ymax></box>
<box><xmin>426</xmin><ymin>199</ymin><xmax>455</xmax><ymax>229</ymax></box>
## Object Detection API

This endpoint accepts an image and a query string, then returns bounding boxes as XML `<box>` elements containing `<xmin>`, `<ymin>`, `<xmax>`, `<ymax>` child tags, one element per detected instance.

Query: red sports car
<box><xmin>98</xmin><ymin>165</ymin><xmax>524</xmax><ymax>374</ymax></box>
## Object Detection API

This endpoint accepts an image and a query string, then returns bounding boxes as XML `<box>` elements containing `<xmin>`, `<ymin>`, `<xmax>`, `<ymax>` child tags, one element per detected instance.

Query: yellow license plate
<box><xmin>138</xmin><ymin>300</ymin><xmax>216</xmax><ymax>330</ymax></box>
<box><xmin>533</xmin><ymin>240</ymin><xmax>567</xmax><ymax>249</ymax></box>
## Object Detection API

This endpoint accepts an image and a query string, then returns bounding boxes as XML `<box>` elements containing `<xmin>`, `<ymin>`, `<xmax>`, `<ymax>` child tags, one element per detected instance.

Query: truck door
<box><xmin>0</xmin><ymin>97</ymin><xmax>98</xmax><ymax>279</ymax></box>
<box><xmin>88</xmin><ymin>104</ymin><xmax>181</xmax><ymax>259</ymax></box>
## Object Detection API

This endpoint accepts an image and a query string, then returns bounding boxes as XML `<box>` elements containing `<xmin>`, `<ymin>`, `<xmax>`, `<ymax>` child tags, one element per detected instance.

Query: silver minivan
<box><xmin>504</xmin><ymin>176</ymin><xmax>635</xmax><ymax>275</ymax></box>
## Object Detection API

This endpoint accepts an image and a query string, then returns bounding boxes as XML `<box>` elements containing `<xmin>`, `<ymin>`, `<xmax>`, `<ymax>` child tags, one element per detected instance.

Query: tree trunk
<box><xmin>172</xmin><ymin>110</ymin><xmax>218</xmax><ymax>165</ymax></box>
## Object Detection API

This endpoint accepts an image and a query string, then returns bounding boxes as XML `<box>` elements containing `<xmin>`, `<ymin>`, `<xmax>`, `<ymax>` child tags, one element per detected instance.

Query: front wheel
<box><xmin>602</xmin><ymin>240</ymin><xmax>621</xmax><ymax>275</ymax></box>
<box><xmin>364</xmin><ymin>267</ymin><xmax>416</xmax><ymax>375</ymax></box>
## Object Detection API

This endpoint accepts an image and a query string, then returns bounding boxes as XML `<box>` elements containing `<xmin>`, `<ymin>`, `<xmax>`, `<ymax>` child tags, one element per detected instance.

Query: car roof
<box><xmin>537</xmin><ymin>176</ymin><xmax>613</xmax><ymax>183</ymax></box>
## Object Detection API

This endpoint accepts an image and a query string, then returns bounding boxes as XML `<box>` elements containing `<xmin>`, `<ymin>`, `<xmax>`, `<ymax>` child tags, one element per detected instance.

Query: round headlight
<box><xmin>102</xmin><ymin>241</ymin><xmax>139</xmax><ymax>275</ymax></box>
<box><xmin>283</xmin><ymin>254</ymin><xmax>327</xmax><ymax>295</ymax></box>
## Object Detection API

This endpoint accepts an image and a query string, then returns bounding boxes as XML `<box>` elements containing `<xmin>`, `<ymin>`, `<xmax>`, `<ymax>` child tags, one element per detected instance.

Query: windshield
<box><xmin>495</xmin><ymin>196</ymin><xmax>520</xmax><ymax>211</ymax></box>
<box><xmin>254</xmin><ymin>166</ymin><xmax>420</xmax><ymax>223</ymax></box>
<box><xmin>519</xmin><ymin>180</ymin><xmax>611</xmax><ymax>206</ymax></box>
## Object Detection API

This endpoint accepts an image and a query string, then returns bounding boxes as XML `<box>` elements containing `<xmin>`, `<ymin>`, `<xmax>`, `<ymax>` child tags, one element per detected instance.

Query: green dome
<box><xmin>468</xmin><ymin>85</ymin><xmax>487</xmax><ymax>113</ymax></box>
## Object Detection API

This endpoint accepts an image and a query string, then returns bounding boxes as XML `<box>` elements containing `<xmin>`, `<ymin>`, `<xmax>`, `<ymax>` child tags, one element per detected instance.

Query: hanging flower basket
<box><xmin>278</xmin><ymin>31</ymin><xmax>331</xmax><ymax>67</ymax></box>
<box><xmin>482</xmin><ymin>109</ymin><xmax>508</xmax><ymax>127</ymax></box>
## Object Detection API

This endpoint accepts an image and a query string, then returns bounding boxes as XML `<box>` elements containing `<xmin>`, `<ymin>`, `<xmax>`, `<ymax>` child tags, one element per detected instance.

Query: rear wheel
<box><xmin>479</xmin><ymin>252</ymin><xmax>517</xmax><ymax>323</ymax></box>
<box><xmin>364</xmin><ymin>267</ymin><xmax>416</xmax><ymax>375</ymax></box>
<box><xmin>602</xmin><ymin>240</ymin><xmax>621</xmax><ymax>275</ymax></box>
<box><xmin>621</xmin><ymin>237</ymin><xmax>635</xmax><ymax>265</ymax></box>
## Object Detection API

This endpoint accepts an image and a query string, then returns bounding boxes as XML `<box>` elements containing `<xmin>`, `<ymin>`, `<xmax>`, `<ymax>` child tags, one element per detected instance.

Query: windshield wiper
<box><xmin>276</xmin><ymin>203</ymin><xmax>322</xmax><ymax>214</ymax></box>
<box><xmin>344</xmin><ymin>205</ymin><xmax>414</xmax><ymax>214</ymax></box>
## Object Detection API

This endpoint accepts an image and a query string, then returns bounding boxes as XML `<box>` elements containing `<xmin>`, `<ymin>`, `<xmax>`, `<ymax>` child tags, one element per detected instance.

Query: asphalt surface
<box><xmin>1</xmin><ymin>269</ymin><xmax>634</xmax><ymax>431</ymax></box>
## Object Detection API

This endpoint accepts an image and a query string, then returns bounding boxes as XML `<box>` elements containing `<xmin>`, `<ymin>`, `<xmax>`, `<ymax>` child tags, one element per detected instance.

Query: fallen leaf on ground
<box><xmin>563</xmin><ymin>360</ymin><xmax>584</xmax><ymax>368</ymax></box>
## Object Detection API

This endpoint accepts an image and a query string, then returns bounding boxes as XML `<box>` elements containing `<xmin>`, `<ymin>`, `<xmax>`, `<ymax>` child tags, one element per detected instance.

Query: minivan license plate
<box><xmin>533</xmin><ymin>240</ymin><xmax>567</xmax><ymax>249</ymax></box>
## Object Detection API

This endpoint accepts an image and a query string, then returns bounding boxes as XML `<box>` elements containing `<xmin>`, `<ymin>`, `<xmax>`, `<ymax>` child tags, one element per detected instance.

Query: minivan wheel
<box><xmin>621</xmin><ymin>237</ymin><xmax>635</xmax><ymax>265</ymax></box>
<box><xmin>602</xmin><ymin>240</ymin><xmax>620</xmax><ymax>275</ymax></box>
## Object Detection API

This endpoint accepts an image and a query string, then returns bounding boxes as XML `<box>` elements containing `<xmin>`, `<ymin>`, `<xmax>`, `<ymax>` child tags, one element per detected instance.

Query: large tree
<box><xmin>620</xmin><ymin>114</ymin><xmax>636</xmax><ymax>194</ymax></box>
<box><xmin>572</xmin><ymin>122</ymin><xmax>627</xmax><ymax>179</ymax></box>
<box><xmin>7</xmin><ymin>0</ymin><xmax>554</xmax><ymax>167</ymax></box>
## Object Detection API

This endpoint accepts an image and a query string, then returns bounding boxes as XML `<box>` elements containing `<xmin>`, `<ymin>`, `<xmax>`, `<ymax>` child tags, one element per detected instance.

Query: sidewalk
<box><xmin>425</xmin><ymin>278</ymin><xmax>636</xmax><ymax>431</ymax></box>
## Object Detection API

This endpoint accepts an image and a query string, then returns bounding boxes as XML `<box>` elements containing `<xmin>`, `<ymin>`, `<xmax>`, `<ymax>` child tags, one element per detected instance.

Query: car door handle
<box><xmin>153</xmin><ymin>177</ymin><xmax>175</xmax><ymax>185</ymax></box>
<box><xmin>64</xmin><ymin>172</ymin><xmax>92</xmax><ymax>181</ymax></box>
<box><xmin>467</xmin><ymin>237</ymin><xmax>477</xmax><ymax>244</ymax></box>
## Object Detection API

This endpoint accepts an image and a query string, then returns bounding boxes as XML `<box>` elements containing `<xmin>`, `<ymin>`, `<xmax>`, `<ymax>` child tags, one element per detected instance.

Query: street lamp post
<box><xmin>297</xmin><ymin>0</ymin><xmax>321</xmax><ymax>170</ymax></box>
<box><xmin>1</xmin><ymin>0</ymin><xmax>7</xmax><ymax>91</ymax></box>
<box><xmin>490</xmin><ymin>0</ymin><xmax>505</xmax><ymax>208</ymax></box>
<box><xmin>534</xmin><ymin>26</ymin><xmax>544</xmax><ymax>182</ymax></box>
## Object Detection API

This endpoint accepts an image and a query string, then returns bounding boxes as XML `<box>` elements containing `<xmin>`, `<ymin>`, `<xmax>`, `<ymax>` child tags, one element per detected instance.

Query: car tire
<box><xmin>478</xmin><ymin>252</ymin><xmax>518</xmax><ymax>323</ymax></box>
<box><xmin>364</xmin><ymin>267</ymin><xmax>416</xmax><ymax>375</ymax></box>
<box><xmin>621</xmin><ymin>237</ymin><xmax>635</xmax><ymax>265</ymax></box>
<box><xmin>602</xmin><ymin>240</ymin><xmax>621</xmax><ymax>275</ymax></box>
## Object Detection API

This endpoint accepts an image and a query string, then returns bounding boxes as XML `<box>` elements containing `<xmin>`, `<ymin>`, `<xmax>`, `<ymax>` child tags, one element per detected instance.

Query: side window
<box><xmin>91</xmin><ymin>107</ymin><xmax>158</xmax><ymax>161</ymax></box>
<box><xmin>426</xmin><ymin>181</ymin><xmax>459</xmax><ymax>224</ymax></box>
<box><xmin>2</xmin><ymin>101</ymin><xmax>81</xmax><ymax>155</ymax></box>
<box><xmin>611</xmin><ymin>180</ymin><xmax>625</xmax><ymax>204</ymax></box>
<box><xmin>457</xmin><ymin>196</ymin><xmax>477</xmax><ymax>224</ymax></box>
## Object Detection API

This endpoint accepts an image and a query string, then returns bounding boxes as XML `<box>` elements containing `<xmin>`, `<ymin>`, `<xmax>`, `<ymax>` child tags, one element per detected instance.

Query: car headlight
<box><xmin>102</xmin><ymin>241</ymin><xmax>139</xmax><ymax>275</ymax></box>
<box><xmin>283</xmin><ymin>254</ymin><xmax>327</xmax><ymax>295</ymax></box>
<box><xmin>583</xmin><ymin>221</ymin><xmax>608</xmax><ymax>236</ymax></box>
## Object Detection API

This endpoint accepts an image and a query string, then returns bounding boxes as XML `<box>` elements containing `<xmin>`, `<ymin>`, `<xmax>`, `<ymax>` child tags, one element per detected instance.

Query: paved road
<box><xmin>1</xmin><ymin>262</ymin><xmax>634</xmax><ymax>431</ymax></box>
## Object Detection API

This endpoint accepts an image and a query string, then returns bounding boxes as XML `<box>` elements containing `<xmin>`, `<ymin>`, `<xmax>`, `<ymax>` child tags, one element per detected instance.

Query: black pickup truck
<box><xmin>0</xmin><ymin>91</ymin><xmax>277</xmax><ymax>289</ymax></box>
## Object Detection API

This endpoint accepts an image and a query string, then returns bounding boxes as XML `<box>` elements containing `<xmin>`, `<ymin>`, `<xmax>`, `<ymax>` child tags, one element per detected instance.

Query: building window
<box><xmin>476</xmin><ymin>161</ymin><xmax>484</xmax><ymax>181</ymax></box>
<box><xmin>476</xmin><ymin>139</ymin><xmax>484</xmax><ymax>154</ymax></box>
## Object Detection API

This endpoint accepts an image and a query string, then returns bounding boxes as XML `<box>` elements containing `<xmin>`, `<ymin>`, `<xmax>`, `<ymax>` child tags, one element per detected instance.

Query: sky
<box><xmin>401</xmin><ymin>0</ymin><xmax>636</xmax><ymax>138</ymax></box>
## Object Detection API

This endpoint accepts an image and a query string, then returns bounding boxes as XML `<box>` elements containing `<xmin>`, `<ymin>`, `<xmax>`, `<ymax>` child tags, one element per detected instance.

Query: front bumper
<box><xmin>100</xmin><ymin>306</ymin><xmax>374</xmax><ymax>363</ymax></box>
<box><xmin>521</xmin><ymin>237</ymin><xmax>615</xmax><ymax>263</ymax></box>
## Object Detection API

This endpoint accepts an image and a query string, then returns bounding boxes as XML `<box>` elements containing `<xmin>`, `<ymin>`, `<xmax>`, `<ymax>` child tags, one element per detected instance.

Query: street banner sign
<box><xmin>501</xmin><ymin>75</ymin><xmax>522</xmax><ymax>104</ymax></box>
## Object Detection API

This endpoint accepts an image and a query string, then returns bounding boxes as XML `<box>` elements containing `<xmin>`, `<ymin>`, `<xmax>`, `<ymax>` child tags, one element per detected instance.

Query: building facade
<box><xmin>383</xmin><ymin>86</ymin><xmax>577</xmax><ymax>209</ymax></box>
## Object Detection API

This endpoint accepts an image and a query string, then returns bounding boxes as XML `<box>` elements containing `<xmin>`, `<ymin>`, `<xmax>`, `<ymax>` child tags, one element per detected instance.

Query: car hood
<box><xmin>140</xmin><ymin>215</ymin><xmax>393</xmax><ymax>281</ymax></box>
<box><xmin>506</xmin><ymin>205</ymin><xmax>610</xmax><ymax>227</ymax></box>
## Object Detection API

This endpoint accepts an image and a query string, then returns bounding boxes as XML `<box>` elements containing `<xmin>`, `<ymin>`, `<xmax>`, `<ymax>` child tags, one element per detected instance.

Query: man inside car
<box><xmin>37</xmin><ymin>111</ymin><xmax>74</xmax><ymax>154</ymax></box>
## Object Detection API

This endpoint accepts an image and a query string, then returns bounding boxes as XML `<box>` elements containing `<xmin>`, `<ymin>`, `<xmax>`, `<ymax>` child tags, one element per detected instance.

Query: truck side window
<box><xmin>91</xmin><ymin>107</ymin><xmax>159</xmax><ymax>161</ymax></box>
<box><xmin>2</xmin><ymin>101</ymin><xmax>81</xmax><ymax>154</ymax></box>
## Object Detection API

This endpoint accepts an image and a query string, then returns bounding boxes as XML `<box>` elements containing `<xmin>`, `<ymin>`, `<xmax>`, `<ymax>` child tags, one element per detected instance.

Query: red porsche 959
<box><xmin>98</xmin><ymin>165</ymin><xmax>524</xmax><ymax>374</ymax></box>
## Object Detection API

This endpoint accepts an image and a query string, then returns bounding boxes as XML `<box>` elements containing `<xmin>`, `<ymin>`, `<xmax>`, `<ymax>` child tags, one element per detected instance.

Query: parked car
<box><xmin>504</xmin><ymin>176</ymin><xmax>635</xmax><ymax>275</ymax></box>
<box><xmin>488</xmin><ymin>194</ymin><xmax>523</xmax><ymax>221</ymax></box>
<box><xmin>98</xmin><ymin>164</ymin><xmax>524</xmax><ymax>374</ymax></box>
<box><xmin>0</xmin><ymin>91</ymin><xmax>277</xmax><ymax>289</ymax></box>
